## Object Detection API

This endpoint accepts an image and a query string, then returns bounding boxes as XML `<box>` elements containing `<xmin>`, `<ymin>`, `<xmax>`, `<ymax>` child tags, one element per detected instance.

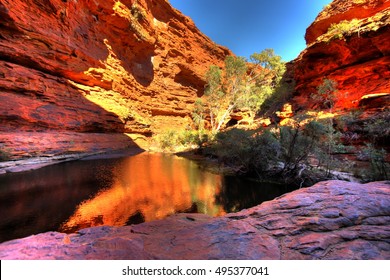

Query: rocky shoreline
<box><xmin>1</xmin><ymin>180</ymin><xmax>389</xmax><ymax>260</ymax></box>
<box><xmin>0</xmin><ymin>147</ymin><xmax>144</xmax><ymax>174</ymax></box>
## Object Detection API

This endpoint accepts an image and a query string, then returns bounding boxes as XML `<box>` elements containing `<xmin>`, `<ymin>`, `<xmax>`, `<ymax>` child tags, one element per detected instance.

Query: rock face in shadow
<box><xmin>0</xmin><ymin>180</ymin><xmax>389</xmax><ymax>260</ymax></box>
<box><xmin>0</xmin><ymin>0</ymin><xmax>230</xmax><ymax>158</ymax></box>
<box><xmin>291</xmin><ymin>0</ymin><xmax>390</xmax><ymax>112</ymax></box>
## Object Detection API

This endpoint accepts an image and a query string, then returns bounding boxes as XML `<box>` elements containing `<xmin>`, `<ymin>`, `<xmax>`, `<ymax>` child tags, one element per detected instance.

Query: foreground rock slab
<box><xmin>0</xmin><ymin>180</ymin><xmax>389</xmax><ymax>260</ymax></box>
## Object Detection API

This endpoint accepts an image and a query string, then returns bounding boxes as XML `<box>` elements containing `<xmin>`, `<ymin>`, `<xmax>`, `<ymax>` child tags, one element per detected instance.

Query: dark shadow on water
<box><xmin>0</xmin><ymin>157</ymin><xmax>124</xmax><ymax>242</ymax></box>
<box><xmin>216</xmin><ymin>176</ymin><xmax>298</xmax><ymax>213</ymax></box>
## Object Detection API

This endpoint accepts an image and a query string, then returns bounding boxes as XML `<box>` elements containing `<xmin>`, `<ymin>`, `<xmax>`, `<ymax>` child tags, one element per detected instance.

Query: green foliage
<box><xmin>207</xmin><ymin>112</ymin><xmax>362</xmax><ymax>185</ymax></box>
<box><xmin>326</xmin><ymin>19</ymin><xmax>361</xmax><ymax>41</ymax></box>
<box><xmin>333</xmin><ymin>109</ymin><xmax>389</xmax><ymax>181</ymax></box>
<box><xmin>250</xmin><ymin>50</ymin><xmax>291</xmax><ymax>115</ymax></box>
<box><xmin>250</xmin><ymin>49</ymin><xmax>286</xmax><ymax>84</ymax></box>
<box><xmin>192</xmin><ymin>98</ymin><xmax>206</xmax><ymax>130</ymax></box>
<box><xmin>156</xmin><ymin>129</ymin><xmax>210</xmax><ymax>151</ymax></box>
<box><xmin>156</xmin><ymin>130</ymin><xmax>178</xmax><ymax>150</ymax></box>
<box><xmin>363</xmin><ymin>117</ymin><xmax>390</xmax><ymax>144</ymax></box>
<box><xmin>353</xmin><ymin>113</ymin><xmax>390</xmax><ymax>181</ymax></box>
<box><xmin>206</xmin><ymin>119</ymin><xmax>340</xmax><ymax>182</ymax></box>
<box><xmin>224</xmin><ymin>56</ymin><xmax>247</xmax><ymax>81</ymax></box>
<box><xmin>208</xmin><ymin>128</ymin><xmax>280</xmax><ymax>175</ymax></box>
<box><xmin>358</xmin><ymin>144</ymin><xmax>389</xmax><ymax>181</ymax></box>
<box><xmin>197</xmin><ymin>49</ymin><xmax>286</xmax><ymax>133</ymax></box>
<box><xmin>259</xmin><ymin>76</ymin><xmax>295</xmax><ymax>114</ymax></box>
<box><xmin>202</xmin><ymin>56</ymin><xmax>249</xmax><ymax>133</ymax></box>
<box><xmin>179</xmin><ymin>129</ymin><xmax>209</xmax><ymax>147</ymax></box>
<box><xmin>205</xmin><ymin>65</ymin><xmax>223</xmax><ymax>95</ymax></box>
<box><xmin>199</xmin><ymin>72</ymin><xmax>388</xmax><ymax>183</ymax></box>
<box><xmin>311</xmin><ymin>78</ymin><xmax>338</xmax><ymax>109</ymax></box>
<box><xmin>278</xmin><ymin>121</ymin><xmax>330</xmax><ymax>176</ymax></box>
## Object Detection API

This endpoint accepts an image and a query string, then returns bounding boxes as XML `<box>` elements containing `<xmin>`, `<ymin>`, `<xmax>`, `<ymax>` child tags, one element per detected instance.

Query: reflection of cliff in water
<box><xmin>0</xmin><ymin>158</ymin><xmax>120</xmax><ymax>242</ymax></box>
<box><xmin>60</xmin><ymin>153</ymin><xmax>224</xmax><ymax>232</ymax></box>
<box><xmin>0</xmin><ymin>152</ymin><xmax>295</xmax><ymax>243</ymax></box>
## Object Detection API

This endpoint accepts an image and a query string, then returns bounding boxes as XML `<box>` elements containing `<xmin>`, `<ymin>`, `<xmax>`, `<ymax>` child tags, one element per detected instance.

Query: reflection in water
<box><xmin>216</xmin><ymin>176</ymin><xmax>297</xmax><ymax>213</ymax></box>
<box><xmin>0</xmin><ymin>152</ymin><xmax>296</xmax><ymax>243</ymax></box>
<box><xmin>60</xmin><ymin>153</ymin><xmax>224</xmax><ymax>232</ymax></box>
<box><xmin>0</xmin><ymin>158</ymin><xmax>119</xmax><ymax>242</ymax></box>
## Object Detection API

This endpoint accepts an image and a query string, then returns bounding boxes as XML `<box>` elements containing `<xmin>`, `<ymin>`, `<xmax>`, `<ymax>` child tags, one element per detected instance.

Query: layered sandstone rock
<box><xmin>0</xmin><ymin>180</ymin><xmax>389</xmax><ymax>260</ymax></box>
<box><xmin>291</xmin><ymin>0</ymin><xmax>390</xmax><ymax>112</ymax></box>
<box><xmin>0</xmin><ymin>0</ymin><xmax>230</xmax><ymax>158</ymax></box>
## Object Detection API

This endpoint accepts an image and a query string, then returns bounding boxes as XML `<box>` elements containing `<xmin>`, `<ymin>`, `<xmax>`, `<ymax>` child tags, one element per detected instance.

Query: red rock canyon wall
<box><xmin>0</xmin><ymin>0</ymin><xmax>230</xmax><ymax>158</ymax></box>
<box><xmin>291</xmin><ymin>0</ymin><xmax>390</xmax><ymax>111</ymax></box>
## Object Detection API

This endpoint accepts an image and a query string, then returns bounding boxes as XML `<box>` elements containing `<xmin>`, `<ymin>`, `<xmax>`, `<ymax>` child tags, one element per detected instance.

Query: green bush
<box><xmin>207</xmin><ymin>128</ymin><xmax>282</xmax><ymax>175</ymax></box>
<box><xmin>310</xmin><ymin>79</ymin><xmax>337</xmax><ymax>109</ymax></box>
<box><xmin>278</xmin><ymin>121</ymin><xmax>330</xmax><ymax>176</ymax></box>
<box><xmin>326</xmin><ymin>19</ymin><xmax>360</xmax><ymax>41</ymax></box>
<box><xmin>258</xmin><ymin>77</ymin><xmax>295</xmax><ymax>115</ymax></box>
<box><xmin>358</xmin><ymin>144</ymin><xmax>389</xmax><ymax>181</ymax></box>
<box><xmin>156</xmin><ymin>130</ymin><xmax>178</xmax><ymax>150</ymax></box>
<box><xmin>156</xmin><ymin>129</ymin><xmax>211</xmax><ymax>151</ymax></box>
<box><xmin>363</xmin><ymin>117</ymin><xmax>390</xmax><ymax>144</ymax></box>
<box><xmin>179</xmin><ymin>129</ymin><xmax>209</xmax><ymax>147</ymax></box>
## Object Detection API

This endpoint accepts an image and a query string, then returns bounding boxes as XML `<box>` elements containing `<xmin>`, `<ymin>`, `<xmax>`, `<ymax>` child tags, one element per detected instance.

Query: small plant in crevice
<box><xmin>325</xmin><ymin>19</ymin><xmax>361</xmax><ymax>41</ymax></box>
<box><xmin>130</xmin><ymin>2</ymin><xmax>147</xmax><ymax>21</ymax></box>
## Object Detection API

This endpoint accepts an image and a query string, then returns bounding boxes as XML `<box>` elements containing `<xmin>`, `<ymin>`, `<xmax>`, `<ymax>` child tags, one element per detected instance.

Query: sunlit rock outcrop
<box><xmin>291</xmin><ymin>0</ymin><xmax>390</xmax><ymax>112</ymax></box>
<box><xmin>0</xmin><ymin>0</ymin><xmax>230</xmax><ymax>158</ymax></box>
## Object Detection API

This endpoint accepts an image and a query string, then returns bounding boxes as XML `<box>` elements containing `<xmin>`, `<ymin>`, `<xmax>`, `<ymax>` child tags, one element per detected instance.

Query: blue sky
<box><xmin>169</xmin><ymin>0</ymin><xmax>333</xmax><ymax>62</ymax></box>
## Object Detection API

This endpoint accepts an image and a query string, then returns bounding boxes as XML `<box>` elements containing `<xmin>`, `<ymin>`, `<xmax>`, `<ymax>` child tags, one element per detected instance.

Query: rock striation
<box><xmin>0</xmin><ymin>0</ymin><xmax>230</xmax><ymax>158</ymax></box>
<box><xmin>291</xmin><ymin>0</ymin><xmax>390</xmax><ymax>112</ymax></box>
<box><xmin>0</xmin><ymin>180</ymin><xmax>389</xmax><ymax>260</ymax></box>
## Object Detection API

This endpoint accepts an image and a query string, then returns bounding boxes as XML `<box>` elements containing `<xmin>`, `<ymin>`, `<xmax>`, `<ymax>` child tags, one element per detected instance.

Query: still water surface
<box><xmin>0</xmin><ymin>153</ymin><xmax>296</xmax><ymax>242</ymax></box>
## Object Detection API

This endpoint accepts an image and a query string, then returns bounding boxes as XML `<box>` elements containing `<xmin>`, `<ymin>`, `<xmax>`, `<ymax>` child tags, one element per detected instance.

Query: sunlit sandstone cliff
<box><xmin>291</xmin><ymin>0</ymin><xmax>390</xmax><ymax>111</ymax></box>
<box><xmin>2</xmin><ymin>0</ymin><xmax>389</xmax><ymax>160</ymax></box>
<box><xmin>0</xmin><ymin>0</ymin><xmax>230</xmax><ymax>158</ymax></box>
